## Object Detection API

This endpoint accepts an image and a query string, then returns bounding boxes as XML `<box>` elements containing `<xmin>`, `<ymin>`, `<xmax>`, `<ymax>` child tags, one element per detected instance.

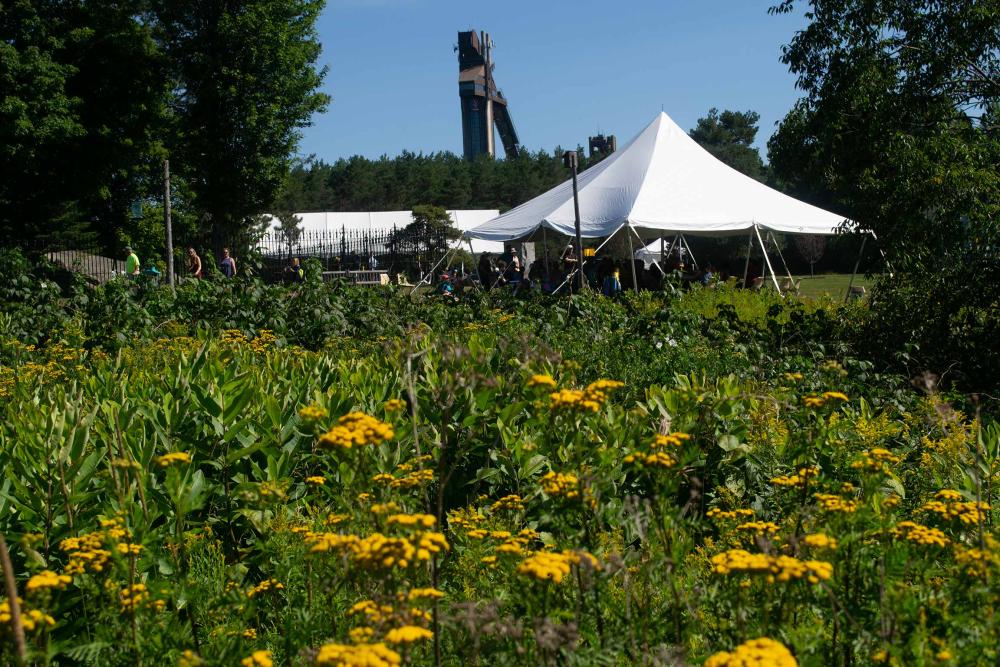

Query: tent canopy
<box><xmin>465</xmin><ymin>112</ymin><xmax>850</xmax><ymax>243</ymax></box>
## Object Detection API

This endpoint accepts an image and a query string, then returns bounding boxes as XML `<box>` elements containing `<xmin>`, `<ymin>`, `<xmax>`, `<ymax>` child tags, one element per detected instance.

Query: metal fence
<box><xmin>7</xmin><ymin>226</ymin><xmax>458</xmax><ymax>286</ymax></box>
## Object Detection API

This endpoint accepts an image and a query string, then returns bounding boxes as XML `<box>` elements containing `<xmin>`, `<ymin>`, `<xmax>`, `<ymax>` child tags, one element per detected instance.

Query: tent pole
<box><xmin>869</xmin><ymin>229</ymin><xmax>894</xmax><ymax>278</ymax></box>
<box><xmin>660</xmin><ymin>236</ymin><xmax>665</xmax><ymax>267</ymax></box>
<box><xmin>753</xmin><ymin>224</ymin><xmax>782</xmax><ymax>296</ymax></box>
<box><xmin>543</xmin><ymin>225</ymin><xmax>551</xmax><ymax>283</ymax></box>
<box><xmin>466</xmin><ymin>238</ymin><xmax>483</xmax><ymax>292</ymax></box>
<box><xmin>626</xmin><ymin>225</ymin><xmax>639</xmax><ymax>293</ymax></box>
<box><xmin>680</xmin><ymin>234</ymin><xmax>698</xmax><ymax>271</ymax></box>
<box><xmin>662</xmin><ymin>236</ymin><xmax>679</xmax><ymax>266</ymax></box>
<box><xmin>551</xmin><ymin>223</ymin><xmax>624</xmax><ymax>296</ymax></box>
<box><xmin>844</xmin><ymin>233</ymin><xmax>869</xmax><ymax>303</ymax></box>
<box><xmin>767</xmin><ymin>231</ymin><xmax>796</xmax><ymax>289</ymax></box>
<box><xmin>742</xmin><ymin>232</ymin><xmax>753</xmax><ymax>286</ymax></box>
<box><xmin>411</xmin><ymin>244</ymin><xmax>458</xmax><ymax>296</ymax></box>
<box><xmin>630</xmin><ymin>225</ymin><xmax>667</xmax><ymax>277</ymax></box>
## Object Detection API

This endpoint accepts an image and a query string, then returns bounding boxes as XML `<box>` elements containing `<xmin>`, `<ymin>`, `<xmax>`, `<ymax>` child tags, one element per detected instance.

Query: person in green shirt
<box><xmin>124</xmin><ymin>246</ymin><xmax>140</xmax><ymax>277</ymax></box>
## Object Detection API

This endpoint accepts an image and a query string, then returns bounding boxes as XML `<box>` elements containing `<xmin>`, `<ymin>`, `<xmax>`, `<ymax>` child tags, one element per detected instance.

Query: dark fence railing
<box><xmin>6</xmin><ymin>226</ymin><xmax>459</xmax><ymax>286</ymax></box>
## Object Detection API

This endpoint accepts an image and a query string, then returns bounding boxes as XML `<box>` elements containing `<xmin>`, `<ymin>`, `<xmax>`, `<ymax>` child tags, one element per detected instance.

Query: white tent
<box><xmin>465</xmin><ymin>111</ymin><xmax>849</xmax><ymax>242</ymax></box>
<box><xmin>264</xmin><ymin>210</ymin><xmax>504</xmax><ymax>254</ymax></box>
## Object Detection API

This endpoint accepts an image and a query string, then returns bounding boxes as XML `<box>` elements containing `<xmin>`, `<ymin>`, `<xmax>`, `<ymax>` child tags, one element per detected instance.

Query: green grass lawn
<box><xmin>791</xmin><ymin>273</ymin><xmax>872</xmax><ymax>300</ymax></box>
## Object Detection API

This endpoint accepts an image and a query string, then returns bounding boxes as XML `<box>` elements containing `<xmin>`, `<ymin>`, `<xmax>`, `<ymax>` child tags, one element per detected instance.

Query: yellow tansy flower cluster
<box><xmin>920</xmin><ymin>491</ymin><xmax>990</xmax><ymax>525</ymax></box>
<box><xmin>954</xmin><ymin>544</ymin><xmax>1000</xmax><ymax>578</ymax></box>
<box><xmin>240</xmin><ymin>650</ymin><xmax>272</xmax><ymax>667</ymax></box>
<box><xmin>26</xmin><ymin>570</ymin><xmax>71</xmax><ymax>592</ymax></box>
<box><xmin>407</xmin><ymin>588</ymin><xmax>445</xmax><ymax>601</ymax></box>
<box><xmin>652</xmin><ymin>432</ymin><xmax>691</xmax><ymax>448</ymax></box>
<box><xmin>490</xmin><ymin>495</ymin><xmax>525</xmax><ymax>513</ymax></box>
<box><xmin>707</xmin><ymin>508</ymin><xmax>754</xmax><ymax>522</ymax></box>
<box><xmin>391</xmin><ymin>469</ymin><xmax>434</xmax><ymax>489</ymax></box>
<box><xmin>384</xmin><ymin>625</ymin><xmax>433</xmax><ymax>644</ymax></box>
<box><xmin>0</xmin><ymin>598</ymin><xmax>55</xmax><ymax>632</ymax></box>
<box><xmin>526</xmin><ymin>374</ymin><xmax>557</xmax><ymax>388</ymax></box>
<box><xmin>892</xmin><ymin>521</ymin><xmax>949</xmax><ymax>548</ymax></box>
<box><xmin>383</xmin><ymin>398</ymin><xmax>407</xmax><ymax>412</ymax></box>
<box><xmin>385</xmin><ymin>513</ymin><xmax>436</xmax><ymax>530</ymax></box>
<box><xmin>540</xmin><ymin>471</ymin><xmax>582</xmax><ymax>499</ymax></box>
<box><xmin>850</xmin><ymin>448</ymin><xmax>901</xmax><ymax>474</ymax></box>
<box><xmin>318</xmin><ymin>412</ymin><xmax>395</xmax><ymax>449</ymax></box>
<box><xmin>246</xmin><ymin>578</ymin><xmax>284</xmax><ymax>598</ymax></box>
<box><xmin>305</xmin><ymin>476</ymin><xmax>326</xmax><ymax>486</ymax></box>
<box><xmin>517</xmin><ymin>551</ymin><xmax>575</xmax><ymax>584</ymax></box>
<box><xmin>814</xmin><ymin>493</ymin><xmax>859</xmax><ymax>514</ymax></box>
<box><xmin>315</xmin><ymin>642</ymin><xmax>400</xmax><ymax>666</ymax></box>
<box><xmin>623</xmin><ymin>451</ymin><xmax>676</xmax><ymax>468</ymax></box>
<box><xmin>298</xmin><ymin>404</ymin><xmax>328</xmax><ymax>421</ymax></box>
<box><xmin>800</xmin><ymin>533</ymin><xmax>838</xmax><ymax>551</ymax></box>
<box><xmin>155</xmin><ymin>451</ymin><xmax>192</xmax><ymax>467</ymax></box>
<box><xmin>705</xmin><ymin>637</ymin><xmax>797</xmax><ymax>667</ymax></box>
<box><xmin>711</xmin><ymin>549</ymin><xmax>833</xmax><ymax>584</ymax></box>
<box><xmin>804</xmin><ymin>391</ymin><xmax>849</xmax><ymax>408</ymax></box>
<box><xmin>549</xmin><ymin>379</ymin><xmax>624</xmax><ymax>412</ymax></box>
<box><xmin>771</xmin><ymin>466</ymin><xmax>821</xmax><ymax>488</ymax></box>
<box><xmin>736</xmin><ymin>521</ymin><xmax>781</xmax><ymax>537</ymax></box>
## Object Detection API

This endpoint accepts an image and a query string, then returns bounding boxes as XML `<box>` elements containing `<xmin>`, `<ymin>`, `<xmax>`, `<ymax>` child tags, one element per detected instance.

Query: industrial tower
<box><xmin>457</xmin><ymin>30</ymin><xmax>520</xmax><ymax>161</ymax></box>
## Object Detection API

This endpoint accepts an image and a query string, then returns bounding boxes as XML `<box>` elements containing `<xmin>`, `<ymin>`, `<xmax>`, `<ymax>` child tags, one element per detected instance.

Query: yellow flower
<box><xmin>318</xmin><ymin>412</ymin><xmax>394</xmax><ymax>449</ymax></box>
<box><xmin>407</xmin><ymin>588</ymin><xmax>445</xmax><ymax>602</ymax></box>
<box><xmin>892</xmin><ymin>521</ymin><xmax>949</xmax><ymax>548</ymax></box>
<box><xmin>384</xmin><ymin>398</ymin><xmax>407</xmax><ymax>412</ymax></box>
<box><xmin>26</xmin><ymin>570</ymin><xmax>72</xmax><ymax>592</ymax></box>
<box><xmin>527</xmin><ymin>374</ymin><xmax>557</xmax><ymax>388</ymax></box>
<box><xmin>517</xmin><ymin>552</ymin><xmax>575</xmax><ymax>584</ymax></box>
<box><xmin>155</xmin><ymin>452</ymin><xmax>192</xmax><ymax>467</ymax></box>
<box><xmin>385</xmin><ymin>513</ymin><xmax>437</xmax><ymax>530</ymax></box>
<box><xmin>315</xmin><ymin>643</ymin><xmax>400</xmax><ymax>666</ymax></box>
<box><xmin>705</xmin><ymin>637</ymin><xmax>797</xmax><ymax>667</ymax></box>
<box><xmin>240</xmin><ymin>650</ymin><xmax>272</xmax><ymax>667</ymax></box>
<box><xmin>298</xmin><ymin>404</ymin><xmax>328</xmax><ymax>421</ymax></box>
<box><xmin>178</xmin><ymin>649</ymin><xmax>204</xmax><ymax>667</ymax></box>
<box><xmin>305</xmin><ymin>476</ymin><xmax>326</xmax><ymax>486</ymax></box>
<box><xmin>246</xmin><ymin>578</ymin><xmax>284</xmax><ymax>598</ymax></box>
<box><xmin>384</xmin><ymin>625</ymin><xmax>433</xmax><ymax>644</ymax></box>
<box><xmin>490</xmin><ymin>495</ymin><xmax>525</xmax><ymax>512</ymax></box>
<box><xmin>823</xmin><ymin>391</ymin><xmax>849</xmax><ymax>402</ymax></box>
<box><xmin>801</xmin><ymin>533</ymin><xmax>838</xmax><ymax>551</ymax></box>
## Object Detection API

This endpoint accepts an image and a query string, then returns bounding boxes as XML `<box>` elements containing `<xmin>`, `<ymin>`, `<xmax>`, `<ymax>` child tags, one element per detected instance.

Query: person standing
<box><xmin>124</xmin><ymin>246</ymin><xmax>140</xmax><ymax>278</ymax></box>
<box><xmin>187</xmin><ymin>247</ymin><xmax>203</xmax><ymax>278</ymax></box>
<box><xmin>219</xmin><ymin>247</ymin><xmax>237</xmax><ymax>278</ymax></box>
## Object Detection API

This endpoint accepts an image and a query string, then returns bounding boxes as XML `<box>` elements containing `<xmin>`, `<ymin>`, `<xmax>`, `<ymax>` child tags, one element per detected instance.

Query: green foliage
<box><xmin>767</xmin><ymin>0</ymin><xmax>1000</xmax><ymax>392</ymax></box>
<box><xmin>689</xmin><ymin>108</ymin><xmax>768</xmax><ymax>181</ymax></box>
<box><xmin>0</xmin><ymin>291</ymin><xmax>996</xmax><ymax>665</ymax></box>
<box><xmin>275</xmin><ymin>149</ymin><xmax>608</xmax><ymax>214</ymax></box>
<box><xmin>155</xmin><ymin>0</ymin><xmax>330</xmax><ymax>243</ymax></box>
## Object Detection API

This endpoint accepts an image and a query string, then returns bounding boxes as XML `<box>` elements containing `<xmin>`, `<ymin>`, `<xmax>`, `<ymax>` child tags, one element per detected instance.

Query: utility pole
<box><xmin>164</xmin><ymin>158</ymin><xmax>174</xmax><ymax>288</ymax></box>
<box><xmin>563</xmin><ymin>150</ymin><xmax>584</xmax><ymax>290</ymax></box>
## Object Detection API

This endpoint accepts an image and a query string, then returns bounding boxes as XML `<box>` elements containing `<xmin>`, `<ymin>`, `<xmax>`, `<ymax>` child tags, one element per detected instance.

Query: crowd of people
<box><xmin>449</xmin><ymin>244</ymin><xmax>753</xmax><ymax>298</ymax></box>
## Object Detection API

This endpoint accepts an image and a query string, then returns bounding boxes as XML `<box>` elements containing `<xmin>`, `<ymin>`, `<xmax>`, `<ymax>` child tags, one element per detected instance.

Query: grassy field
<box><xmin>791</xmin><ymin>273</ymin><xmax>872</xmax><ymax>300</ymax></box>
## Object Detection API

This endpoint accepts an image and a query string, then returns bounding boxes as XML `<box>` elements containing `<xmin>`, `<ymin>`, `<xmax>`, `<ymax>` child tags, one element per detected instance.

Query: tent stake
<box><xmin>753</xmin><ymin>224</ymin><xmax>783</xmax><ymax>296</ymax></box>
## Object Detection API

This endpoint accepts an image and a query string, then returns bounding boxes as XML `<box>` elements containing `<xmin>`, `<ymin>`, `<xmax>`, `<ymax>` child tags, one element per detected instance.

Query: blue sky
<box><xmin>300</xmin><ymin>0</ymin><xmax>808</xmax><ymax>161</ymax></box>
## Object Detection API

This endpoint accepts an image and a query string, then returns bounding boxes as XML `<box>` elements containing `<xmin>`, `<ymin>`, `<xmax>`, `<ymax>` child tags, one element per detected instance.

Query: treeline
<box><xmin>276</xmin><ymin>108</ymin><xmax>769</xmax><ymax>213</ymax></box>
<box><xmin>277</xmin><ymin>149</ymin><xmax>603</xmax><ymax>214</ymax></box>
<box><xmin>1</xmin><ymin>0</ymin><xmax>328</xmax><ymax>250</ymax></box>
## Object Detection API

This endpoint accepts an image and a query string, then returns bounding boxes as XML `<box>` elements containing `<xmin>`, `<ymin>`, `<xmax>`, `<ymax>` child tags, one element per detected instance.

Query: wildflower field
<box><xmin>0</xmin><ymin>276</ymin><xmax>997</xmax><ymax>666</ymax></box>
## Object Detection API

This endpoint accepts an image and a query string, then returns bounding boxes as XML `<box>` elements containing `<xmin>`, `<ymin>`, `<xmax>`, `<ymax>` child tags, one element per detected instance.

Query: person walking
<box><xmin>124</xmin><ymin>246</ymin><xmax>140</xmax><ymax>278</ymax></box>
<box><xmin>219</xmin><ymin>247</ymin><xmax>237</xmax><ymax>278</ymax></box>
<box><xmin>187</xmin><ymin>247</ymin><xmax>203</xmax><ymax>278</ymax></box>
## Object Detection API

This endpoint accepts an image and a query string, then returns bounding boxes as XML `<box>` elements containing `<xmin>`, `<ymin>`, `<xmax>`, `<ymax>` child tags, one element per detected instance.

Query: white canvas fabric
<box><xmin>264</xmin><ymin>210</ymin><xmax>504</xmax><ymax>253</ymax></box>
<box><xmin>465</xmin><ymin>112</ymin><xmax>849</xmax><ymax>242</ymax></box>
